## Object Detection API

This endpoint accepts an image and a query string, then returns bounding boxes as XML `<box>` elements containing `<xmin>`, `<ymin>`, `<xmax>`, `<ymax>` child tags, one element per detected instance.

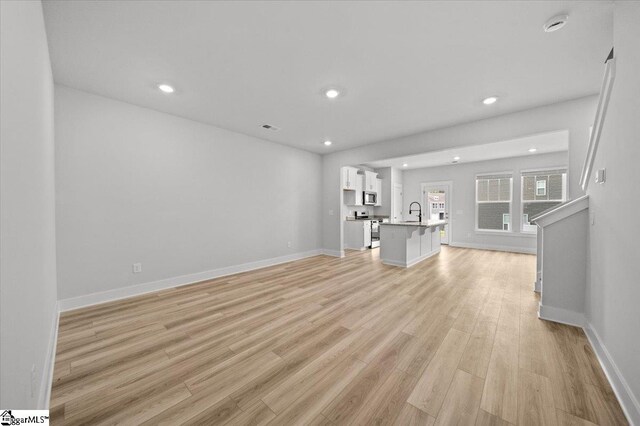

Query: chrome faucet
<box><xmin>408</xmin><ymin>201</ymin><xmax>422</xmax><ymax>222</ymax></box>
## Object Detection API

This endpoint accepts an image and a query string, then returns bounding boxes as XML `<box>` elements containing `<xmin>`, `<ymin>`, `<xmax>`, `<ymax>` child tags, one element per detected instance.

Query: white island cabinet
<box><xmin>379</xmin><ymin>221</ymin><xmax>446</xmax><ymax>267</ymax></box>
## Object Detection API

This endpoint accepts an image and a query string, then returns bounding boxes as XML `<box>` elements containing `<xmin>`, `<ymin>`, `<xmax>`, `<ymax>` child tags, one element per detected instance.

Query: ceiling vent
<box><xmin>261</xmin><ymin>124</ymin><xmax>280</xmax><ymax>131</ymax></box>
<box><xmin>543</xmin><ymin>15</ymin><xmax>569</xmax><ymax>32</ymax></box>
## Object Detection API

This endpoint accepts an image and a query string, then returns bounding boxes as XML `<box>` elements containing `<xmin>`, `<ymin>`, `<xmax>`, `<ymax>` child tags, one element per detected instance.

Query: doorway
<box><xmin>422</xmin><ymin>181</ymin><xmax>452</xmax><ymax>244</ymax></box>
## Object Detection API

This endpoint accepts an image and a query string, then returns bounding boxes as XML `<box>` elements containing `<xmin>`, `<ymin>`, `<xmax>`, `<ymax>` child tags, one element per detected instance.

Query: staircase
<box><xmin>532</xmin><ymin>195</ymin><xmax>589</xmax><ymax>326</ymax></box>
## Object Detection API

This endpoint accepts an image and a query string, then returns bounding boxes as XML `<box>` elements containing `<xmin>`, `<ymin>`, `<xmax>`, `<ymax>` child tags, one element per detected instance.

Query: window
<box><xmin>521</xmin><ymin>168</ymin><xmax>567</xmax><ymax>232</ymax></box>
<box><xmin>476</xmin><ymin>173</ymin><xmax>512</xmax><ymax>232</ymax></box>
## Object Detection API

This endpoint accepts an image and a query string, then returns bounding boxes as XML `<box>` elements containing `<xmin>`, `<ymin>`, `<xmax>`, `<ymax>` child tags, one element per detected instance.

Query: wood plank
<box><xmin>517</xmin><ymin>369</ymin><xmax>557</xmax><ymax>426</ymax></box>
<box><xmin>322</xmin><ymin>332</ymin><xmax>413</xmax><ymax>424</ymax></box>
<box><xmin>480</xmin><ymin>330</ymin><xmax>519</xmax><ymax>424</ymax></box>
<box><xmin>434</xmin><ymin>369</ymin><xmax>484</xmax><ymax>426</ymax></box>
<box><xmin>93</xmin><ymin>384</ymin><xmax>191</xmax><ymax>425</ymax></box>
<box><xmin>475</xmin><ymin>409</ymin><xmax>514</xmax><ymax>426</ymax></box>
<box><xmin>261</xmin><ymin>328</ymin><xmax>370</xmax><ymax>413</ymax></box>
<box><xmin>555</xmin><ymin>409</ymin><xmax>598</xmax><ymax>426</ymax></box>
<box><xmin>407</xmin><ymin>328</ymin><xmax>471</xmax><ymax>417</ymax></box>
<box><xmin>394</xmin><ymin>403</ymin><xmax>436</xmax><ymax>425</ymax></box>
<box><xmin>267</xmin><ymin>355</ymin><xmax>367</xmax><ymax>425</ymax></box>
<box><xmin>47</xmin><ymin>247</ymin><xmax>624</xmax><ymax>426</ymax></box>
<box><xmin>350</xmin><ymin>368</ymin><xmax>418</xmax><ymax>425</ymax></box>
<box><xmin>223</xmin><ymin>400</ymin><xmax>275</xmax><ymax>426</ymax></box>
<box><xmin>458</xmin><ymin>316</ymin><xmax>498</xmax><ymax>379</ymax></box>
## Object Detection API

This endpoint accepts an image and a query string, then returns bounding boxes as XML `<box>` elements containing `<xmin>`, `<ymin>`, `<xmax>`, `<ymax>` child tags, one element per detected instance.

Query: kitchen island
<box><xmin>379</xmin><ymin>220</ymin><xmax>446</xmax><ymax>267</ymax></box>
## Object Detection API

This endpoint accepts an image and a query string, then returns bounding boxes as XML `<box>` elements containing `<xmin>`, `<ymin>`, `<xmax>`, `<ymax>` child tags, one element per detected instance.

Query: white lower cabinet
<box><xmin>344</xmin><ymin>220</ymin><xmax>372</xmax><ymax>250</ymax></box>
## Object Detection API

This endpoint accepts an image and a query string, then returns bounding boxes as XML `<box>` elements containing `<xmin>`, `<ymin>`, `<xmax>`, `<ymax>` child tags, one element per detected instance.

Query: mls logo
<box><xmin>0</xmin><ymin>410</ymin><xmax>49</xmax><ymax>425</ymax></box>
<box><xmin>1</xmin><ymin>410</ymin><xmax>15</xmax><ymax>426</ymax></box>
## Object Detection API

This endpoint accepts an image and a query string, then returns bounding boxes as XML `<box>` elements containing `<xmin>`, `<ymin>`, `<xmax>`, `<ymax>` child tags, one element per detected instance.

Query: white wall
<box><xmin>0</xmin><ymin>1</ymin><xmax>58</xmax><ymax>408</ymax></box>
<box><xmin>322</xmin><ymin>96</ymin><xmax>597</xmax><ymax>254</ymax></box>
<box><xmin>55</xmin><ymin>86</ymin><xmax>322</xmax><ymax>301</ymax></box>
<box><xmin>586</xmin><ymin>2</ymin><xmax>640</xmax><ymax>423</ymax></box>
<box><xmin>403</xmin><ymin>152</ymin><xmax>567</xmax><ymax>253</ymax></box>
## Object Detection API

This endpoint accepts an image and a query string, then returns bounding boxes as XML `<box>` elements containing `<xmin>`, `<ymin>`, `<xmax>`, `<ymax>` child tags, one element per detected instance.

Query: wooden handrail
<box><xmin>580</xmin><ymin>48</ymin><xmax>616</xmax><ymax>192</ymax></box>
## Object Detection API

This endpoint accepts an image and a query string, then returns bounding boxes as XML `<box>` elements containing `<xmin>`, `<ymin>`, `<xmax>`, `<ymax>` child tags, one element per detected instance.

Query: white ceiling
<box><xmin>366</xmin><ymin>130</ymin><xmax>569</xmax><ymax>170</ymax></box>
<box><xmin>43</xmin><ymin>1</ymin><xmax>612</xmax><ymax>153</ymax></box>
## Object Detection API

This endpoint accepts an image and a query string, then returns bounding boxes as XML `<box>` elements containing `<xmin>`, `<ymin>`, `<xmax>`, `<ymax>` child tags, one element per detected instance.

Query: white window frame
<box><xmin>475</xmin><ymin>172</ymin><xmax>513</xmax><ymax>234</ymax></box>
<box><xmin>520</xmin><ymin>167</ymin><xmax>568</xmax><ymax>234</ymax></box>
<box><xmin>536</xmin><ymin>180</ymin><xmax>547</xmax><ymax>196</ymax></box>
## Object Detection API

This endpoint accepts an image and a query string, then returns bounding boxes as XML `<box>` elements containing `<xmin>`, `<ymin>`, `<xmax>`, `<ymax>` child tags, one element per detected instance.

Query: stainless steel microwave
<box><xmin>363</xmin><ymin>191</ymin><xmax>377</xmax><ymax>205</ymax></box>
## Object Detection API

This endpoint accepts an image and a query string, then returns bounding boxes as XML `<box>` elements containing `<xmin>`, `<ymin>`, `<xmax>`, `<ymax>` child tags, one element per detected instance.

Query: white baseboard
<box><xmin>344</xmin><ymin>246</ymin><xmax>367</xmax><ymax>252</ymax></box>
<box><xmin>321</xmin><ymin>249</ymin><xmax>344</xmax><ymax>258</ymax></box>
<box><xmin>585</xmin><ymin>323</ymin><xmax>640</xmax><ymax>426</ymax></box>
<box><xmin>58</xmin><ymin>249</ymin><xmax>324</xmax><ymax>312</ymax></box>
<box><xmin>538</xmin><ymin>303</ymin><xmax>586</xmax><ymax>327</ymax></box>
<box><xmin>538</xmin><ymin>306</ymin><xmax>638</xmax><ymax>424</ymax></box>
<box><xmin>450</xmin><ymin>241</ymin><xmax>536</xmax><ymax>255</ymax></box>
<box><xmin>38</xmin><ymin>301</ymin><xmax>59</xmax><ymax>409</ymax></box>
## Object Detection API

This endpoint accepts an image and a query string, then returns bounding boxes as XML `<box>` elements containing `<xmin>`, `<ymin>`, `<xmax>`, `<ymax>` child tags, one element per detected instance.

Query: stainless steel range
<box><xmin>370</xmin><ymin>220</ymin><xmax>380</xmax><ymax>248</ymax></box>
<box><xmin>354</xmin><ymin>212</ymin><xmax>388</xmax><ymax>249</ymax></box>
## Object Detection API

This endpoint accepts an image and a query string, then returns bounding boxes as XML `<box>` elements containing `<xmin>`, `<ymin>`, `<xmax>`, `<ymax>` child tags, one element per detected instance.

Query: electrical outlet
<box><xmin>287</xmin><ymin>242</ymin><xmax>292</xmax><ymax>248</ymax></box>
<box><xmin>132</xmin><ymin>263</ymin><xmax>142</xmax><ymax>273</ymax></box>
<box><xmin>31</xmin><ymin>364</ymin><xmax>36</xmax><ymax>398</ymax></box>
<box><xmin>328</xmin><ymin>209</ymin><xmax>334</xmax><ymax>216</ymax></box>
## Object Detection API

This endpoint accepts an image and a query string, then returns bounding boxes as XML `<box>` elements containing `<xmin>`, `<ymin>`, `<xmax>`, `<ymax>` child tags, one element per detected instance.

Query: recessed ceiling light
<box><xmin>453</xmin><ymin>156</ymin><xmax>461</xmax><ymax>161</ymax></box>
<box><xmin>158</xmin><ymin>84</ymin><xmax>174</xmax><ymax>93</ymax></box>
<box><xmin>325</xmin><ymin>88</ymin><xmax>340</xmax><ymax>99</ymax></box>
<box><xmin>544</xmin><ymin>15</ymin><xmax>569</xmax><ymax>33</ymax></box>
<box><xmin>528</xmin><ymin>148</ymin><xmax>537</xmax><ymax>153</ymax></box>
<box><xmin>482</xmin><ymin>96</ymin><xmax>498</xmax><ymax>105</ymax></box>
<box><xmin>324</xmin><ymin>140</ymin><xmax>332</xmax><ymax>146</ymax></box>
<box><xmin>402</xmin><ymin>163</ymin><xmax>408</xmax><ymax>167</ymax></box>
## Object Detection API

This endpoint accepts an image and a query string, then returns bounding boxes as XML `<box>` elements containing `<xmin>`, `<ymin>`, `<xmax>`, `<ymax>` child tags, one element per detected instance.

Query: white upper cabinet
<box><xmin>356</xmin><ymin>174</ymin><xmax>364</xmax><ymax>205</ymax></box>
<box><xmin>344</xmin><ymin>174</ymin><xmax>364</xmax><ymax>206</ymax></box>
<box><xmin>342</xmin><ymin>166</ymin><xmax>360</xmax><ymax>190</ymax></box>
<box><xmin>364</xmin><ymin>171</ymin><xmax>378</xmax><ymax>192</ymax></box>
<box><xmin>375</xmin><ymin>178</ymin><xmax>382</xmax><ymax>206</ymax></box>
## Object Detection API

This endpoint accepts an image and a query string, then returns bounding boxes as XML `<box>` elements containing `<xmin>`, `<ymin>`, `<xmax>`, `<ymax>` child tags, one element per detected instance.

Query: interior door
<box><xmin>423</xmin><ymin>183</ymin><xmax>451</xmax><ymax>244</ymax></box>
<box><xmin>393</xmin><ymin>184</ymin><xmax>403</xmax><ymax>221</ymax></box>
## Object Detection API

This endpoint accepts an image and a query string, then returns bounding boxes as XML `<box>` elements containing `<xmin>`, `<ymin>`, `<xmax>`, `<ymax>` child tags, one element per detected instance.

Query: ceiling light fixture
<box><xmin>482</xmin><ymin>96</ymin><xmax>498</xmax><ymax>105</ymax></box>
<box><xmin>453</xmin><ymin>156</ymin><xmax>461</xmax><ymax>161</ymax></box>
<box><xmin>402</xmin><ymin>163</ymin><xmax>408</xmax><ymax>167</ymax></box>
<box><xmin>325</xmin><ymin>88</ymin><xmax>340</xmax><ymax>99</ymax></box>
<box><xmin>528</xmin><ymin>148</ymin><xmax>537</xmax><ymax>153</ymax></box>
<box><xmin>158</xmin><ymin>84</ymin><xmax>175</xmax><ymax>93</ymax></box>
<box><xmin>543</xmin><ymin>15</ymin><xmax>569</xmax><ymax>33</ymax></box>
<box><xmin>324</xmin><ymin>140</ymin><xmax>332</xmax><ymax>146</ymax></box>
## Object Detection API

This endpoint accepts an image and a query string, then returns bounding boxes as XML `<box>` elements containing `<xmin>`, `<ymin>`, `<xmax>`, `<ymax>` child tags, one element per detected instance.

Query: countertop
<box><xmin>345</xmin><ymin>216</ymin><xmax>390</xmax><ymax>221</ymax></box>
<box><xmin>380</xmin><ymin>220</ymin><xmax>447</xmax><ymax>228</ymax></box>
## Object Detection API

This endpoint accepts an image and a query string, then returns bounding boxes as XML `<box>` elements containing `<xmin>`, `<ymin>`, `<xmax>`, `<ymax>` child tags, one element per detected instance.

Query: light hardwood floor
<box><xmin>50</xmin><ymin>247</ymin><xmax>627</xmax><ymax>425</ymax></box>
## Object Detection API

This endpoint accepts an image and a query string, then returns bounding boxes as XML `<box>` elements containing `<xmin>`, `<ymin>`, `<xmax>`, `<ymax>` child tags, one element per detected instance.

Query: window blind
<box><xmin>476</xmin><ymin>173</ymin><xmax>512</xmax><ymax>231</ymax></box>
<box><xmin>476</xmin><ymin>174</ymin><xmax>511</xmax><ymax>202</ymax></box>
<box><xmin>521</xmin><ymin>169</ymin><xmax>566</xmax><ymax>177</ymax></box>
